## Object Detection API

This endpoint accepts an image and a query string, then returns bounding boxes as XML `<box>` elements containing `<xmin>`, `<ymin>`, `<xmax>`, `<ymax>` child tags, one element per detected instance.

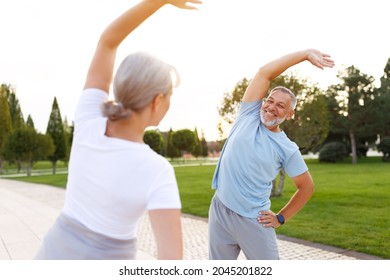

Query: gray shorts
<box><xmin>35</xmin><ymin>213</ymin><xmax>136</xmax><ymax>260</ymax></box>
<box><xmin>208</xmin><ymin>195</ymin><xmax>279</xmax><ymax>260</ymax></box>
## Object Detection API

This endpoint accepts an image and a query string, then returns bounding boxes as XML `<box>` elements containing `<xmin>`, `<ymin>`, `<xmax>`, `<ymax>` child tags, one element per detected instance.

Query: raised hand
<box><xmin>163</xmin><ymin>0</ymin><xmax>203</xmax><ymax>10</ymax></box>
<box><xmin>307</xmin><ymin>49</ymin><xmax>335</xmax><ymax>70</ymax></box>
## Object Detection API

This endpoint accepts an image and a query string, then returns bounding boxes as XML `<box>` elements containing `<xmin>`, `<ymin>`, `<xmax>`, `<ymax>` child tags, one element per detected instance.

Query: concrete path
<box><xmin>0</xmin><ymin>178</ymin><xmax>381</xmax><ymax>260</ymax></box>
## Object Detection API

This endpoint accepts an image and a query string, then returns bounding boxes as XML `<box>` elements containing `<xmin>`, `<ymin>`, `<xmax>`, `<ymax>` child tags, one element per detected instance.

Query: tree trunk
<box><xmin>27</xmin><ymin>162</ymin><xmax>32</xmax><ymax>176</ymax></box>
<box><xmin>17</xmin><ymin>161</ymin><xmax>22</xmax><ymax>173</ymax></box>
<box><xmin>350</xmin><ymin>130</ymin><xmax>358</xmax><ymax>164</ymax></box>
<box><xmin>277</xmin><ymin>168</ymin><xmax>286</xmax><ymax>195</ymax></box>
<box><xmin>271</xmin><ymin>168</ymin><xmax>285</xmax><ymax>197</ymax></box>
<box><xmin>52</xmin><ymin>160</ymin><xmax>57</xmax><ymax>175</ymax></box>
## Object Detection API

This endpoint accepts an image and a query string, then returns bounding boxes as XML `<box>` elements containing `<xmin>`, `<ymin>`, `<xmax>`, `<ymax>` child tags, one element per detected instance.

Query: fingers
<box><xmin>320</xmin><ymin>53</ymin><xmax>335</xmax><ymax>67</ymax></box>
<box><xmin>323</xmin><ymin>56</ymin><xmax>335</xmax><ymax>68</ymax></box>
<box><xmin>308</xmin><ymin>50</ymin><xmax>335</xmax><ymax>70</ymax></box>
<box><xmin>257</xmin><ymin>211</ymin><xmax>279</xmax><ymax>228</ymax></box>
<box><xmin>167</xmin><ymin>0</ymin><xmax>203</xmax><ymax>10</ymax></box>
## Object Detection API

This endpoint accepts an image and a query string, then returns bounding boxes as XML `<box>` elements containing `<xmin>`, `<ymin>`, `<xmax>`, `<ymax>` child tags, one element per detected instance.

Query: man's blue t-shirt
<box><xmin>212</xmin><ymin>100</ymin><xmax>308</xmax><ymax>218</ymax></box>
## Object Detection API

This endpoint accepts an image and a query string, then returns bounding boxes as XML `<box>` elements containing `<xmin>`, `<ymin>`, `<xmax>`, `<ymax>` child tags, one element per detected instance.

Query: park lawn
<box><xmin>10</xmin><ymin>157</ymin><xmax>390</xmax><ymax>259</ymax></box>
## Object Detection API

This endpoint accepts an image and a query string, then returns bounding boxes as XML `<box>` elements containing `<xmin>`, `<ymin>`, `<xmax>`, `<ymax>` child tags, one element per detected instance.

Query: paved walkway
<box><xmin>0</xmin><ymin>178</ymin><xmax>382</xmax><ymax>260</ymax></box>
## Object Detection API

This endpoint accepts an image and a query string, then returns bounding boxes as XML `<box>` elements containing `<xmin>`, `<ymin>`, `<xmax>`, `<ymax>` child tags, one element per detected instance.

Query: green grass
<box><xmin>9</xmin><ymin>157</ymin><xmax>390</xmax><ymax>259</ymax></box>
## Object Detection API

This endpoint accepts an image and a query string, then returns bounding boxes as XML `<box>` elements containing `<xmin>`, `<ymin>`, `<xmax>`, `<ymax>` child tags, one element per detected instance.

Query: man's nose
<box><xmin>268</xmin><ymin>103</ymin><xmax>276</xmax><ymax>111</ymax></box>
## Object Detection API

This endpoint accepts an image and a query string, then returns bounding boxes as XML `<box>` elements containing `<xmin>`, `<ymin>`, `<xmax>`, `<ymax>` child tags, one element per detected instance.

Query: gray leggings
<box><xmin>208</xmin><ymin>195</ymin><xmax>279</xmax><ymax>260</ymax></box>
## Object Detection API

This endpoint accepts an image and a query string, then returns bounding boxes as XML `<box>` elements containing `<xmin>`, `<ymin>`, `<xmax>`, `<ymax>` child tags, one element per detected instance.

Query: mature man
<box><xmin>209</xmin><ymin>49</ymin><xmax>335</xmax><ymax>260</ymax></box>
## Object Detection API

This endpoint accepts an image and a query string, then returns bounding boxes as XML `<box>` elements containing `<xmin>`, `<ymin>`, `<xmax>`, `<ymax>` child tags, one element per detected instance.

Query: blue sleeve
<box><xmin>284</xmin><ymin>150</ymin><xmax>308</xmax><ymax>178</ymax></box>
<box><xmin>236</xmin><ymin>100</ymin><xmax>262</xmax><ymax>120</ymax></box>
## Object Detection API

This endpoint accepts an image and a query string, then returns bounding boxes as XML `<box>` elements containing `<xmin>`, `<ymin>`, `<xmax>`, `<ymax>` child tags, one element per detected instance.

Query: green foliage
<box><xmin>318</xmin><ymin>142</ymin><xmax>348</xmax><ymax>163</ymax></box>
<box><xmin>143</xmin><ymin>130</ymin><xmax>164</xmax><ymax>155</ymax></box>
<box><xmin>172</xmin><ymin>129</ymin><xmax>195</xmax><ymax>153</ymax></box>
<box><xmin>327</xmin><ymin>66</ymin><xmax>379</xmax><ymax>163</ymax></box>
<box><xmin>377</xmin><ymin>137</ymin><xmax>390</xmax><ymax>161</ymax></box>
<box><xmin>282</xmin><ymin>86</ymin><xmax>330</xmax><ymax>154</ymax></box>
<box><xmin>63</xmin><ymin>118</ymin><xmax>74</xmax><ymax>161</ymax></box>
<box><xmin>5</xmin><ymin>85</ymin><xmax>25</xmax><ymax>129</ymax></box>
<box><xmin>166</xmin><ymin>128</ymin><xmax>180</xmax><ymax>159</ymax></box>
<box><xmin>46</xmin><ymin>97</ymin><xmax>67</xmax><ymax>173</ymax></box>
<box><xmin>201</xmin><ymin>137</ymin><xmax>208</xmax><ymax>157</ymax></box>
<box><xmin>377</xmin><ymin>58</ymin><xmax>390</xmax><ymax>137</ymax></box>
<box><xmin>3</xmin><ymin>128</ymin><xmax>54</xmax><ymax>175</ymax></box>
<box><xmin>0</xmin><ymin>85</ymin><xmax>13</xmax><ymax>173</ymax></box>
<box><xmin>26</xmin><ymin>115</ymin><xmax>35</xmax><ymax>129</ymax></box>
<box><xmin>0</xmin><ymin>85</ymin><xmax>12</xmax><ymax>144</ymax></box>
<box><xmin>191</xmin><ymin>127</ymin><xmax>202</xmax><ymax>158</ymax></box>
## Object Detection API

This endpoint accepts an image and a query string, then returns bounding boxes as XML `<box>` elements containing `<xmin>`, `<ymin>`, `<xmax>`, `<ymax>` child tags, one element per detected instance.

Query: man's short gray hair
<box><xmin>269</xmin><ymin>86</ymin><xmax>297</xmax><ymax>110</ymax></box>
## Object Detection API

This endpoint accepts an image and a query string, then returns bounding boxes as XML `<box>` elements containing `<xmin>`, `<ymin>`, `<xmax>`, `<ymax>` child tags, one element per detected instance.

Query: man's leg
<box><xmin>208</xmin><ymin>195</ymin><xmax>240</xmax><ymax>260</ymax></box>
<box><xmin>237</xmin><ymin>216</ymin><xmax>279</xmax><ymax>260</ymax></box>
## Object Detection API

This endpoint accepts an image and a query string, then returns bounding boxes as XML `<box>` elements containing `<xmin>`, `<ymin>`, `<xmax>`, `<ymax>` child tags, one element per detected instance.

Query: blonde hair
<box><xmin>101</xmin><ymin>52</ymin><xmax>180</xmax><ymax>120</ymax></box>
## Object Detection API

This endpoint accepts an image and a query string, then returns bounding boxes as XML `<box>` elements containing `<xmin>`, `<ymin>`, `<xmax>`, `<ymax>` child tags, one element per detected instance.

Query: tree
<box><xmin>144</xmin><ymin>130</ymin><xmax>164</xmax><ymax>155</ymax></box>
<box><xmin>377</xmin><ymin>137</ymin><xmax>390</xmax><ymax>162</ymax></box>
<box><xmin>0</xmin><ymin>84</ymin><xmax>13</xmax><ymax>174</ymax></box>
<box><xmin>172</xmin><ymin>129</ymin><xmax>195</xmax><ymax>155</ymax></box>
<box><xmin>166</xmin><ymin>128</ymin><xmax>180</xmax><ymax>160</ymax></box>
<box><xmin>26</xmin><ymin>114</ymin><xmax>35</xmax><ymax>129</ymax></box>
<box><xmin>63</xmin><ymin>117</ymin><xmax>74</xmax><ymax>163</ymax></box>
<box><xmin>281</xmin><ymin>85</ymin><xmax>329</xmax><ymax>154</ymax></box>
<box><xmin>327</xmin><ymin>66</ymin><xmax>378</xmax><ymax>164</ymax></box>
<box><xmin>46</xmin><ymin>97</ymin><xmax>67</xmax><ymax>174</ymax></box>
<box><xmin>5</xmin><ymin>85</ymin><xmax>25</xmax><ymax>130</ymax></box>
<box><xmin>200</xmin><ymin>129</ymin><xmax>209</xmax><ymax>157</ymax></box>
<box><xmin>192</xmin><ymin>127</ymin><xmax>202</xmax><ymax>158</ymax></box>
<box><xmin>377</xmin><ymin>58</ymin><xmax>390</xmax><ymax>137</ymax></box>
<box><xmin>3</xmin><ymin>128</ymin><xmax>54</xmax><ymax>176</ymax></box>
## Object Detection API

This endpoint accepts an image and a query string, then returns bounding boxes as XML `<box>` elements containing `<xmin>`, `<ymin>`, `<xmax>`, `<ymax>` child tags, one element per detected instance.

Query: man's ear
<box><xmin>151</xmin><ymin>94</ymin><xmax>164</xmax><ymax>112</ymax></box>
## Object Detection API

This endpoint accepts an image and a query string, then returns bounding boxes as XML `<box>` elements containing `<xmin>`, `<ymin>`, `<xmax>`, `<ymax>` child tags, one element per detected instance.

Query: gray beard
<box><xmin>260</xmin><ymin>109</ymin><xmax>286</xmax><ymax>127</ymax></box>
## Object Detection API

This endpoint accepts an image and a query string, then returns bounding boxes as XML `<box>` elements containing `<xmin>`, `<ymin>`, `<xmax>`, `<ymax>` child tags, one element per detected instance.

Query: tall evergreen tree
<box><xmin>192</xmin><ymin>127</ymin><xmax>202</xmax><ymax>158</ymax></box>
<box><xmin>46</xmin><ymin>97</ymin><xmax>67</xmax><ymax>174</ymax></box>
<box><xmin>26</xmin><ymin>114</ymin><xmax>35</xmax><ymax>129</ymax></box>
<box><xmin>0</xmin><ymin>84</ymin><xmax>13</xmax><ymax>174</ymax></box>
<box><xmin>5</xmin><ymin>85</ymin><xmax>25</xmax><ymax>129</ymax></box>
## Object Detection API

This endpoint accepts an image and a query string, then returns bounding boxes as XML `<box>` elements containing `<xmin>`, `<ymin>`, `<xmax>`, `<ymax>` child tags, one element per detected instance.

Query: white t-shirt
<box><xmin>62</xmin><ymin>88</ymin><xmax>181</xmax><ymax>240</ymax></box>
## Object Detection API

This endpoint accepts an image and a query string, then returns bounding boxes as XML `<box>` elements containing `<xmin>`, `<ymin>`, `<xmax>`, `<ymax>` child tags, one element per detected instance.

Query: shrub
<box><xmin>356</xmin><ymin>143</ymin><xmax>369</xmax><ymax>158</ymax></box>
<box><xmin>377</xmin><ymin>137</ymin><xmax>390</xmax><ymax>162</ymax></box>
<box><xmin>319</xmin><ymin>142</ymin><xmax>348</xmax><ymax>163</ymax></box>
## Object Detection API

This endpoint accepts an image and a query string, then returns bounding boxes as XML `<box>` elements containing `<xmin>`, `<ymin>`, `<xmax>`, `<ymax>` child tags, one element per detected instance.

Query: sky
<box><xmin>1</xmin><ymin>0</ymin><xmax>389</xmax><ymax>141</ymax></box>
